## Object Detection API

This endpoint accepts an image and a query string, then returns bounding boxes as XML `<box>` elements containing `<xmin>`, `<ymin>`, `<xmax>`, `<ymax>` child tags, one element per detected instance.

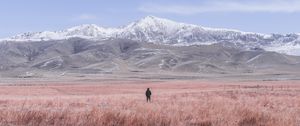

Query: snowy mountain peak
<box><xmin>63</xmin><ymin>24</ymin><xmax>118</xmax><ymax>39</ymax></box>
<box><xmin>66</xmin><ymin>24</ymin><xmax>103</xmax><ymax>32</ymax></box>
<box><xmin>128</xmin><ymin>16</ymin><xmax>199</xmax><ymax>32</ymax></box>
<box><xmin>138</xmin><ymin>15</ymin><xmax>181</xmax><ymax>25</ymax></box>
<box><xmin>3</xmin><ymin>24</ymin><xmax>119</xmax><ymax>42</ymax></box>
<box><xmin>1</xmin><ymin>16</ymin><xmax>300</xmax><ymax>55</ymax></box>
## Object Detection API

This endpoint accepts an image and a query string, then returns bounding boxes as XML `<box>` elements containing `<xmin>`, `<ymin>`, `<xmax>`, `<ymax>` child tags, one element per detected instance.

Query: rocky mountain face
<box><xmin>1</xmin><ymin>16</ymin><xmax>300</xmax><ymax>56</ymax></box>
<box><xmin>0</xmin><ymin>38</ymin><xmax>300</xmax><ymax>77</ymax></box>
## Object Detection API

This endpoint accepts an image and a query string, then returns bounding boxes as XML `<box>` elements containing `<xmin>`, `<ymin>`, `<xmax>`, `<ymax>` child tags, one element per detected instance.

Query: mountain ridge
<box><xmin>1</xmin><ymin>16</ymin><xmax>300</xmax><ymax>55</ymax></box>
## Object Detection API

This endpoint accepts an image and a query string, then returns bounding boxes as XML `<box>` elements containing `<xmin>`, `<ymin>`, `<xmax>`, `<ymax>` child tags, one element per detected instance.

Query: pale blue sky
<box><xmin>1</xmin><ymin>0</ymin><xmax>300</xmax><ymax>37</ymax></box>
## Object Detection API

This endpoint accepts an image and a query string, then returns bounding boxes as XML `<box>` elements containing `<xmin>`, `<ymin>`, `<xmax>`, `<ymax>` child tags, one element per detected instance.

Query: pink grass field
<box><xmin>0</xmin><ymin>80</ymin><xmax>299</xmax><ymax>126</ymax></box>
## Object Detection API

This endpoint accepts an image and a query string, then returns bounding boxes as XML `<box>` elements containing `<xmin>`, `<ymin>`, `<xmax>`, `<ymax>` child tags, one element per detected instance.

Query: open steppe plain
<box><xmin>0</xmin><ymin>74</ymin><xmax>299</xmax><ymax>126</ymax></box>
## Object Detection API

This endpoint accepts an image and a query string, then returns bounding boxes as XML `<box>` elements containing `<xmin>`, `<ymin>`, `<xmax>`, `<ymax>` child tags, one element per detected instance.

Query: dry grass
<box><xmin>0</xmin><ymin>80</ymin><xmax>299</xmax><ymax>126</ymax></box>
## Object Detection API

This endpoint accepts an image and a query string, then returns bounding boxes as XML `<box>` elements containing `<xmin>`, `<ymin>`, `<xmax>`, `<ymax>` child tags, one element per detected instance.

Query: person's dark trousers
<box><xmin>147</xmin><ymin>96</ymin><xmax>151</xmax><ymax>102</ymax></box>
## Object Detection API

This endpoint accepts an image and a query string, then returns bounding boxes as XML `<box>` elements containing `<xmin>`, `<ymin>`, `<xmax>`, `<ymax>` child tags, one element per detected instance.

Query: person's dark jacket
<box><xmin>146</xmin><ymin>89</ymin><xmax>151</xmax><ymax>97</ymax></box>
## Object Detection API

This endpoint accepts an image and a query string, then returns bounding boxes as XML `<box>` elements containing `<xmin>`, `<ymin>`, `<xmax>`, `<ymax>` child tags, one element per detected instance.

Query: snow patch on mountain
<box><xmin>265</xmin><ymin>43</ymin><xmax>300</xmax><ymax>56</ymax></box>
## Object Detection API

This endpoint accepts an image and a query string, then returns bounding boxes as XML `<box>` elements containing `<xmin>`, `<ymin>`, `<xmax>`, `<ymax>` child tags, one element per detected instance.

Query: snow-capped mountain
<box><xmin>5</xmin><ymin>24</ymin><xmax>119</xmax><ymax>41</ymax></box>
<box><xmin>1</xmin><ymin>16</ymin><xmax>300</xmax><ymax>55</ymax></box>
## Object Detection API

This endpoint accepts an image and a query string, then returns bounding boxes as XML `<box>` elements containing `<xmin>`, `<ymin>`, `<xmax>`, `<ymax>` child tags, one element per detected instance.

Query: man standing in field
<box><xmin>146</xmin><ymin>88</ymin><xmax>152</xmax><ymax>102</ymax></box>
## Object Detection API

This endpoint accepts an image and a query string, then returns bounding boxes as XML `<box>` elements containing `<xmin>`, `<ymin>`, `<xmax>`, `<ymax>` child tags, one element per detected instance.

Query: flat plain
<box><xmin>0</xmin><ymin>77</ymin><xmax>299</xmax><ymax>126</ymax></box>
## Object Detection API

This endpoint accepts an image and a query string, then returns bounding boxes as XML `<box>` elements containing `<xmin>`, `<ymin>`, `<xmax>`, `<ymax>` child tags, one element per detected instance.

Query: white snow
<box><xmin>265</xmin><ymin>44</ymin><xmax>300</xmax><ymax>56</ymax></box>
<box><xmin>247</xmin><ymin>54</ymin><xmax>262</xmax><ymax>63</ymax></box>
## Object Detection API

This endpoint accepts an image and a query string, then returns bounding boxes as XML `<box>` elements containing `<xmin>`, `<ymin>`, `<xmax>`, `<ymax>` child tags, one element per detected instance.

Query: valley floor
<box><xmin>0</xmin><ymin>78</ymin><xmax>299</xmax><ymax>126</ymax></box>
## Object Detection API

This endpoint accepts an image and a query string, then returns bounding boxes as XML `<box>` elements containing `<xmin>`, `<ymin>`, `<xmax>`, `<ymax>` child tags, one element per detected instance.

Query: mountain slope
<box><xmin>1</xmin><ymin>38</ymin><xmax>300</xmax><ymax>78</ymax></box>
